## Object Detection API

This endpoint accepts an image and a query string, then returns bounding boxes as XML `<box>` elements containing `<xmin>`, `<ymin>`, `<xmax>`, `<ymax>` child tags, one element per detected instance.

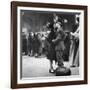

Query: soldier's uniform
<box><xmin>52</xmin><ymin>22</ymin><xmax>65</xmax><ymax>67</ymax></box>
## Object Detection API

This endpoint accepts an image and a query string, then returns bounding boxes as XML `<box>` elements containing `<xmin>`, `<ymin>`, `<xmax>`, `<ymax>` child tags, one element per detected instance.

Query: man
<box><xmin>33</xmin><ymin>33</ymin><xmax>41</xmax><ymax>57</ymax></box>
<box><xmin>22</xmin><ymin>32</ymin><xmax>28</xmax><ymax>55</ymax></box>
<box><xmin>52</xmin><ymin>14</ymin><xmax>65</xmax><ymax>68</ymax></box>
<box><xmin>70</xmin><ymin>16</ymin><xmax>80</xmax><ymax>67</ymax></box>
<box><xmin>28</xmin><ymin>32</ymin><xmax>34</xmax><ymax>56</ymax></box>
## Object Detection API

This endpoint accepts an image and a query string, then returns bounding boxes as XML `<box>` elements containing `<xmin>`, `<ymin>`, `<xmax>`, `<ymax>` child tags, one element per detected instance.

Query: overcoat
<box><xmin>53</xmin><ymin>30</ymin><xmax>65</xmax><ymax>51</ymax></box>
<box><xmin>44</xmin><ymin>29</ymin><xmax>56</xmax><ymax>61</ymax></box>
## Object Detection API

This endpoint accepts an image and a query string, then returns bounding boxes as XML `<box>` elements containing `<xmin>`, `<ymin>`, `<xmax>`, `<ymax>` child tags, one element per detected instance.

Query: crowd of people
<box><xmin>22</xmin><ymin>31</ymin><xmax>47</xmax><ymax>57</ymax></box>
<box><xmin>22</xmin><ymin>13</ymin><xmax>80</xmax><ymax>73</ymax></box>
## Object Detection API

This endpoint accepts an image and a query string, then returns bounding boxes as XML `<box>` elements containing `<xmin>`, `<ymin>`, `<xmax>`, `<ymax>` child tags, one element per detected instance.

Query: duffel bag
<box><xmin>55</xmin><ymin>66</ymin><xmax>71</xmax><ymax>76</ymax></box>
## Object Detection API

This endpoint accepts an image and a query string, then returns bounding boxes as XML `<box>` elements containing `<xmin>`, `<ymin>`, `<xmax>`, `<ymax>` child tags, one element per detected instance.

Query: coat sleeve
<box><xmin>52</xmin><ymin>33</ymin><xmax>62</xmax><ymax>44</ymax></box>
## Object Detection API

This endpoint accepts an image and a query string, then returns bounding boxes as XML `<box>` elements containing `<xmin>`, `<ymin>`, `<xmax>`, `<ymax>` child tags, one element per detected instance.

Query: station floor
<box><xmin>22</xmin><ymin>55</ymin><xmax>79</xmax><ymax>78</ymax></box>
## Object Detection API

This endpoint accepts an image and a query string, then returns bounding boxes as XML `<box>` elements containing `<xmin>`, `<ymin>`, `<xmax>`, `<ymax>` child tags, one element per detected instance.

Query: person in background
<box><xmin>22</xmin><ymin>32</ymin><xmax>28</xmax><ymax>55</ymax></box>
<box><xmin>41</xmin><ymin>34</ymin><xmax>46</xmax><ymax>55</ymax></box>
<box><xmin>28</xmin><ymin>32</ymin><xmax>34</xmax><ymax>56</ymax></box>
<box><xmin>70</xmin><ymin>16</ymin><xmax>80</xmax><ymax>67</ymax></box>
<box><xmin>33</xmin><ymin>33</ymin><xmax>41</xmax><ymax>57</ymax></box>
<box><xmin>63</xmin><ymin>31</ymin><xmax>71</xmax><ymax>61</ymax></box>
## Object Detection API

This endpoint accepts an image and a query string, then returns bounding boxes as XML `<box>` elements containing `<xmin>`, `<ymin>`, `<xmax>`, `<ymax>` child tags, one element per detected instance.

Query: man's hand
<box><xmin>52</xmin><ymin>39</ymin><xmax>55</xmax><ymax>43</ymax></box>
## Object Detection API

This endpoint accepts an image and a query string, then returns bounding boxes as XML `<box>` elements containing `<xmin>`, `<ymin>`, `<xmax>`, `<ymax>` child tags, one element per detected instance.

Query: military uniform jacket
<box><xmin>52</xmin><ymin>30</ymin><xmax>65</xmax><ymax>51</ymax></box>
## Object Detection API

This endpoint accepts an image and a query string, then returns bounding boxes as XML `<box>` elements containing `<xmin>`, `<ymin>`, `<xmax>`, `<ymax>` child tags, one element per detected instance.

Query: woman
<box><xmin>45</xmin><ymin>22</ymin><xmax>57</xmax><ymax>73</ymax></box>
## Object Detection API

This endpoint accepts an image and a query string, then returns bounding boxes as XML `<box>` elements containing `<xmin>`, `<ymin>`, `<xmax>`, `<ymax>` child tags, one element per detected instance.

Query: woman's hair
<box><xmin>46</xmin><ymin>21</ymin><xmax>54</xmax><ymax>31</ymax></box>
<box><xmin>77</xmin><ymin>17</ymin><xmax>79</xmax><ymax>22</ymax></box>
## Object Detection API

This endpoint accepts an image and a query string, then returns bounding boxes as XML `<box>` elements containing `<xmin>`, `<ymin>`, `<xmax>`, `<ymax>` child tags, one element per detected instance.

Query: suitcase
<box><xmin>55</xmin><ymin>67</ymin><xmax>71</xmax><ymax>76</ymax></box>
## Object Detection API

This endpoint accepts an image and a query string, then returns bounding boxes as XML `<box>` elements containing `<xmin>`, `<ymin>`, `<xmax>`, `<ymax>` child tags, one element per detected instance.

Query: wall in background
<box><xmin>22</xmin><ymin>11</ymin><xmax>75</xmax><ymax>33</ymax></box>
<box><xmin>0</xmin><ymin>0</ymin><xmax>89</xmax><ymax>90</ymax></box>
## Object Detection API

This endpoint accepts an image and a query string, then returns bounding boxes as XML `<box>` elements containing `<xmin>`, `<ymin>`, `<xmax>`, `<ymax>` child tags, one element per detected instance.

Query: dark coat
<box><xmin>33</xmin><ymin>35</ymin><xmax>41</xmax><ymax>53</ymax></box>
<box><xmin>44</xmin><ymin>30</ymin><xmax>56</xmax><ymax>61</ymax></box>
<box><xmin>63</xmin><ymin>33</ymin><xmax>71</xmax><ymax>61</ymax></box>
<box><xmin>28</xmin><ymin>34</ymin><xmax>34</xmax><ymax>50</ymax></box>
<box><xmin>52</xmin><ymin>30</ymin><xmax>65</xmax><ymax>51</ymax></box>
<box><xmin>22</xmin><ymin>33</ymin><xmax>27</xmax><ymax>54</ymax></box>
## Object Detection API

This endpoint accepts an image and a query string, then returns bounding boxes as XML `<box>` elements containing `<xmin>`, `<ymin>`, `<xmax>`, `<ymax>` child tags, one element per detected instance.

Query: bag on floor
<box><xmin>55</xmin><ymin>67</ymin><xmax>71</xmax><ymax>76</ymax></box>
